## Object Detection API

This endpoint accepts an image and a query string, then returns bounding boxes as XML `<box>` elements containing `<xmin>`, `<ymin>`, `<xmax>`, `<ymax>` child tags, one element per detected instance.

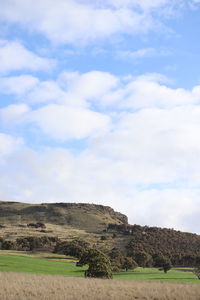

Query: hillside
<box><xmin>0</xmin><ymin>201</ymin><xmax>127</xmax><ymax>232</ymax></box>
<box><xmin>1</xmin><ymin>200</ymin><xmax>200</xmax><ymax>267</ymax></box>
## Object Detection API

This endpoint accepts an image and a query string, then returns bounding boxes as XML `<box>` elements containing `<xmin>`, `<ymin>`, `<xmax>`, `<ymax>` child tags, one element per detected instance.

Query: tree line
<box><xmin>107</xmin><ymin>223</ymin><xmax>200</xmax><ymax>267</ymax></box>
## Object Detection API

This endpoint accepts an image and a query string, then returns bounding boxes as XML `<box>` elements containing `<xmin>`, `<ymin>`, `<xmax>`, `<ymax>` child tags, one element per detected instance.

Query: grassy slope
<box><xmin>0</xmin><ymin>201</ymin><xmax>127</xmax><ymax>232</ymax></box>
<box><xmin>0</xmin><ymin>252</ymin><xmax>199</xmax><ymax>284</ymax></box>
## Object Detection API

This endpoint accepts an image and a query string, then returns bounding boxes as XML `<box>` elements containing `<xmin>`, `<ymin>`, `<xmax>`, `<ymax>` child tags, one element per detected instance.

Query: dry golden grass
<box><xmin>0</xmin><ymin>223</ymin><xmax>91</xmax><ymax>240</ymax></box>
<box><xmin>0</xmin><ymin>272</ymin><xmax>200</xmax><ymax>300</ymax></box>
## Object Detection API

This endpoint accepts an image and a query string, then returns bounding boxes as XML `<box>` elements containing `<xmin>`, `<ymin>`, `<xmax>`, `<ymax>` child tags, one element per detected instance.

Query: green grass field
<box><xmin>0</xmin><ymin>253</ymin><xmax>86</xmax><ymax>276</ymax></box>
<box><xmin>114</xmin><ymin>267</ymin><xmax>198</xmax><ymax>284</ymax></box>
<box><xmin>0</xmin><ymin>252</ymin><xmax>199</xmax><ymax>284</ymax></box>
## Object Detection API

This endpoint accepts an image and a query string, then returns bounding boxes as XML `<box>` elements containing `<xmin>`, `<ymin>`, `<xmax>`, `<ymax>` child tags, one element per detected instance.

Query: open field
<box><xmin>0</xmin><ymin>252</ymin><xmax>199</xmax><ymax>284</ymax></box>
<box><xmin>0</xmin><ymin>253</ymin><xmax>85</xmax><ymax>276</ymax></box>
<box><xmin>0</xmin><ymin>272</ymin><xmax>200</xmax><ymax>300</ymax></box>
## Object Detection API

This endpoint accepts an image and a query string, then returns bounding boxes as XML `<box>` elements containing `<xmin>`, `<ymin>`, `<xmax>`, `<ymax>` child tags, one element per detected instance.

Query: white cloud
<box><xmin>89</xmin><ymin>105</ymin><xmax>200</xmax><ymax>187</ymax></box>
<box><xmin>0</xmin><ymin>40</ymin><xmax>55</xmax><ymax>74</ymax></box>
<box><xmin>0</xmin><ymin>71</ymin><xmax>118</xmax><ymax>107</ymax></box>
<box><xmin>0</xmin><ymin>104</ymin><xmax>30</xmax><ymax>125</ymax></box>
<box><xmin>117</xmin><ymin>48</ymin><xmax>171</xmax><ymax>61</ymax></box>
<box><xmin>30</xmin><ymin>104</ymin><xmax>111</xmax><ymax>140</ymax></box>
<box><xmin>0</xmin><ymin>0</ymin><xmax>182</xmax><ymax>45</ymax></box>
<box><xmin>101</xmin><ymin>74</ymin><xmax>200</xmax><ymax>109</ymax></box>
<box><xmin>127</xmin><ymin>189</ymin><xmax>200</xmax><ymax>232</ymax></box>
<box><xmin>0</xmin><ymin>133</ymin><xmax>24</xmax><ymax>157</ymax></box>
<box><xmin>0</xmin><ymin>75</ymin><xmax>39</xmax><ymax>96</ymax></box>
<box><xmin>118</xmin><ymin>48</ymin><xmax>157</xmax><ymax>60</ymax></box>
<box><xmin>103</xmin><ymin>0</ymin><xmax>174</xmax><ymax>10</ymax></box>
<box><xmin>58</xmin><ymin>71</ymin><xmax>119</xmax><ymax>100</ymax></box>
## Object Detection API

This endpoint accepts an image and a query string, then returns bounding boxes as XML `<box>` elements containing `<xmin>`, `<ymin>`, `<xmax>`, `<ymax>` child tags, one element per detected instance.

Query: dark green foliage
<box><xmin>16</xmin><ymin>236</ymin><xmax>58</xmax><ymax>251</ymax></box>
<box><xmin>54</xmin><ymin>240</ymin><xmax>89</xmax><ymax>258</ymax></box>
<box><xmin>154</xmin><ymin>255</ymin><xmax>172</xmax><ymax>273</ymax></box>
<box><xmin>118</xmin><ymin>224</ymin><xmax>200</xmax><ymax>267</ymax></box>
<box><xmin>100</xmin><ymin>235</ymin><xmax>108</xmax><ymax>240</ymax></box>
<box><xmin>108</xmin><ymin>248</ymin><xmax>137</xmax><ymax>272</ymax></box>
<box><xmin>77</xmin><ymin>249</ymin><xmax>112</xmax><ymax>279</ymax></box>
<box><xmin>27</xmin><ymin>222</ymin><xmax>46</xmax><ymax>228</ymax></box>
<box><xmin>131</xmin><ymin>251</ymin><xmax>153</xmax><ymax>267</ymax></box>
<box><xmin>109</xmin><ymin>247</ymin><xmax>124</xmax><ymax>272</ymax></box>
<box><xmin>121</xmin><ymin>257</ymin><xmax>138</xmax><ymax>271</ymax></box>
<box><xmin>162</xmin><ymin>262</ymin><xmax>172</xmax><ymax>273</ymax></box>
<box><xmin>1</xmin><ymin>240</ymin><xmax>16</xmax><ymax>250</ymax></box>
<box><xmin>109</xmin><ymin>247</ymin><xmax>124</xmax><ymax>260</ymax></box>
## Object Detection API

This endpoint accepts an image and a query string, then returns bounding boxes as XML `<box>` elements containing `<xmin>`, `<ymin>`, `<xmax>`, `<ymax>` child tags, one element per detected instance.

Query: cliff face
<box><xmin>0</xmin><ymin>201</ymin><xmax>128</xmax><ymax>232</ymax></box>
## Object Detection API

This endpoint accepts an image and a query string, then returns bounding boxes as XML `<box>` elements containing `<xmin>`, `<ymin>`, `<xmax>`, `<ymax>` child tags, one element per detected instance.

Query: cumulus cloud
<box><xmin>0</xmin><ymin>0</ymin><xmax>185</xmax><ymax>45</ymax></box>
<box><xmin>0</xmin><ymin>104</ymin><xmax>30</xmax><ymax>125</ymax></box>
<box><xmin>58</xmin><ymin>71</ymin><xmax>119</xmax><ymax>100</ymax></box>
<box><xmin>0</xmin><ymin>71</ymin><xmax>118</xmax><ymax>106</ymax></box>
<box><xmin>30</xmin><ymin>104</ymin><xmax>111</xmax><ymax>140</ymax></box>
<box><xmin>101</xmin><ymin>74</ymin><xmax>200</xmax><ymax>108</ymax></box>
<box><xmin>0</xmin><ymin>75</ymin><xmax>39</xmax><ymax>96</ymax></box>
<box><xmin>0</xmin><ymin>133</ymin><xmax>24</xmax><ymax>157</ymax></box>
<box><xmin>127</xmin><ymin>189</ymin><xmax>200</xmax><ymax>232</ymax></box>
<box><xmin>0</xmin><ymin>40</ymin><xmax>55</xmax><ymax>74</ymax></box>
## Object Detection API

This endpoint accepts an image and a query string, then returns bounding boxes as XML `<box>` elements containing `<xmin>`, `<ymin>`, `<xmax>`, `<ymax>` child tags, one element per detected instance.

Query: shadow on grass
<box><xmin>173</xmin><ymin>268</ymin><xmax>193</xmax><ymax>272</ymax></box>
<box><xmin>44</xmin><ymin>256</ymin><xmax>73</xmax><ymax>260</ymax></box>
<box><xmin>0</xmin><ymin>264</ymin><xmax>8</xmax><ymax>267</ymax></box>
<box><xmin>73</xmin><ymin>270</ymin><xmax>86</xmax><ymax>273</ymax></box>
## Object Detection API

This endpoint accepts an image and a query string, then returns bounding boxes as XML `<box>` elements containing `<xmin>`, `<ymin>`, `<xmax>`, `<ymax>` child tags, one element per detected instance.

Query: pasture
<box><xmin>0</xmin><ymin>251</ymin><xmax>199</xmax><ymax>284</ymax></box>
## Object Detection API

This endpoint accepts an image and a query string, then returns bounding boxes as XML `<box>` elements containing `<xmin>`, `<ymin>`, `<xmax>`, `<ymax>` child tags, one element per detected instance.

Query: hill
<box><xmin>1</xmin><ymin>200</ymin><xmax>200</xmax><ymax>267</ymax></box>
<box><xmin>0</xmin><ymin>201</ymin><xmax>127</xmax><ymax>232</ymax></box>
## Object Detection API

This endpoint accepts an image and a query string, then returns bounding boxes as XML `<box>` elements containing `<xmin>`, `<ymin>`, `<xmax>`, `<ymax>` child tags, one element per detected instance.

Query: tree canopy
<box><xmin>77</xmin><ymin>249</ymin><xmax>112</xmax><ymax>279</ymax></box>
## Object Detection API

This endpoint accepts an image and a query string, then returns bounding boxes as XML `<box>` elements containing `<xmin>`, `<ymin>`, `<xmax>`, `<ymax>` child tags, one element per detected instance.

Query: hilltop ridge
<box><xmin>0</xmin><ymin>201</ymin><xmax>128</xmax><ymax>232</ymax></box>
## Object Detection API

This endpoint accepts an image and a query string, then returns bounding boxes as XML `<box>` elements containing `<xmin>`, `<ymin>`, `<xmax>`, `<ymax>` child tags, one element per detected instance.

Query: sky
<box><xmin>0</xmin><ymin>0</ymin><xmax>200</xmax><ymax>233</ymax></box>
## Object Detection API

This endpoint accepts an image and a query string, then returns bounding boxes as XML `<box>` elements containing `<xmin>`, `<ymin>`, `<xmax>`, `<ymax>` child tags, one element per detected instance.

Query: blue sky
<box><xmin>1</xmin><ymin>0</ymin><xmax>200</xmax><ymax>233</ymax></box>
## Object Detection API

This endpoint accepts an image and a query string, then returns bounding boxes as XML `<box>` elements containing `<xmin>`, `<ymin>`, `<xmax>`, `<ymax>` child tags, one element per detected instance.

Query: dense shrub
<box><xmin>1</xmin><ymin>240</ymin><xmax>16</xmax><ymax>250</ymax></box>
<box><xmin>54</xmin><ymin>240</ymin><xmax>90</xmax><ymax>258</ymax></box>
<box><xmin>16</xmin><ymin>236</ymin><xmax>58</xmax><ymax>251</ymax></box>
<box><xmin>27</xmin><ymin>222</ymin><xmax>46</xmax><ymax>229</ymax></box>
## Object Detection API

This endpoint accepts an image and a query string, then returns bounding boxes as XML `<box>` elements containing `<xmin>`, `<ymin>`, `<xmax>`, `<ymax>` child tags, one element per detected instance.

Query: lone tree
<box><xmin>193</xmin><ymin>265</ymin><xmax>200</xmax><ymax>279</ymax></box>
<box><xmin>77</xmin><ymin>249</ymin><xmax>113</xmax><ymax>279</ymax></box>
<box><xmin>154</xmin><ymin>255</ymin><xmax>172</xmax><ymax>273</ymax></box>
